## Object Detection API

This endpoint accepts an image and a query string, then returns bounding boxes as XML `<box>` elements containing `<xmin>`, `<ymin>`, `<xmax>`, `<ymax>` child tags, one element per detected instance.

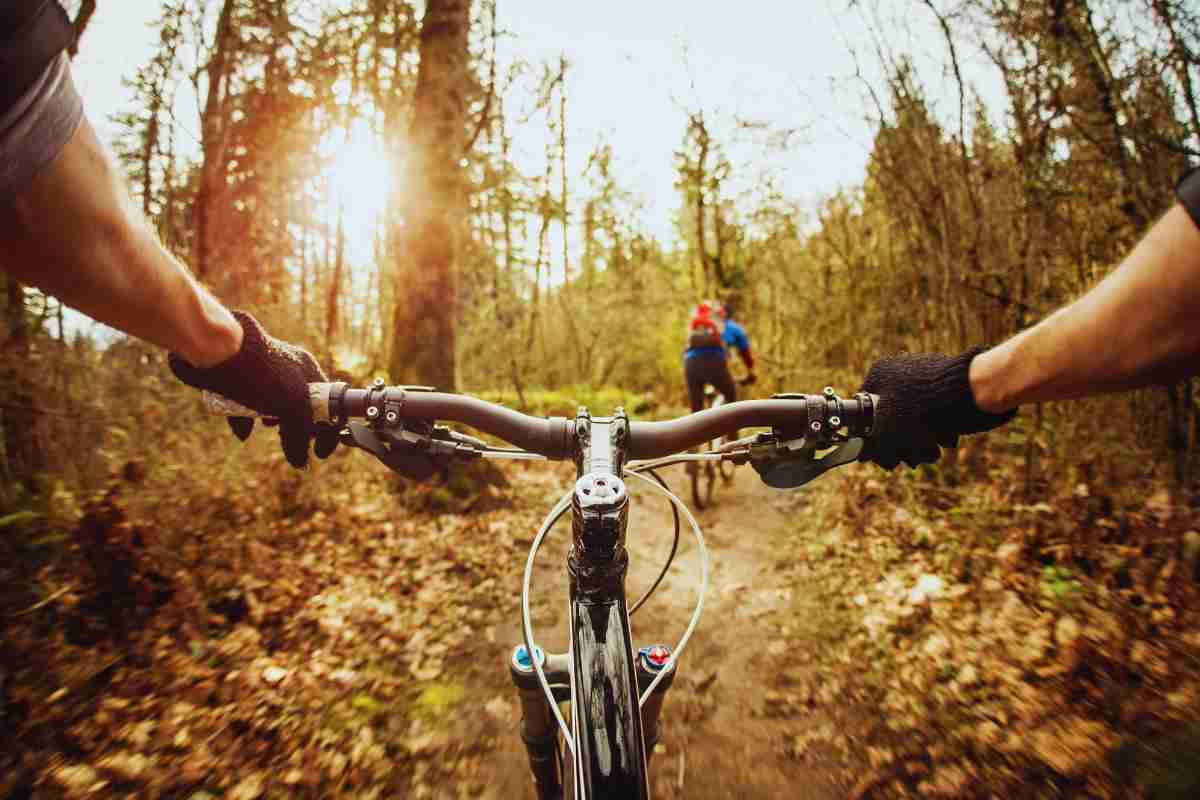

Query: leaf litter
<box><xmin>3</xmin><ymin>445</ymin><xmax>1200</xmax><ymax>798</ymax></box>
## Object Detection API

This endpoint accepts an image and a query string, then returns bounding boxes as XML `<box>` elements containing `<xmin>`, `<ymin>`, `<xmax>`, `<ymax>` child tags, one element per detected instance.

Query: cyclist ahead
<box><xmin>683</xmin><ymin>300</ymin><xmax>757</xmax><ymax>413</ymax></box>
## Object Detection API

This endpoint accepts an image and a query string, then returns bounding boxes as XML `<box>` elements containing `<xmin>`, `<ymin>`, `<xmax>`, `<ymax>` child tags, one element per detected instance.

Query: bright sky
<box><xmin>498</xmin><ymin>0</ymin><xmax>887</xmax><ymax>230</ymax></box>
<box><xmin>72</xmin><ymin>0</ymin><xmax>1001</xmax><ymax>247</ymax></box>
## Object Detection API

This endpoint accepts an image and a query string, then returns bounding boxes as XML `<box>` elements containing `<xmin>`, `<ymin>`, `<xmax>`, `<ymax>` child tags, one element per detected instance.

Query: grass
<box><xmin>412</xmin><ymin>683</ymin><xmax>465</xmax><ymax>721</ymax></box>
<box><xmin>474</xmin><ymin>385</ymin><xmax>658</xmax><ymax>418</ymax></box>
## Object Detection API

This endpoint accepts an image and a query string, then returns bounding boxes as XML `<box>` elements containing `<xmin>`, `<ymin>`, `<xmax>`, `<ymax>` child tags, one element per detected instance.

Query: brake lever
<box><xmin>431</xmin><ymin>426</ymin><xmax>488</xmax><ymax>451</ymax></box>
<box><xmin>750</xmin><ymin>437</ymin><xmax>864</xmax><ymax>489</ymax></box>
<box><xmin>344</xmin><ymin>419</ymin><xmax>491</xmax><ymax>480</ymax></box>
<box><xmin>342</xmin><ymin>422</ymin><xmax>441</xmax><ymax>480</ymax></box>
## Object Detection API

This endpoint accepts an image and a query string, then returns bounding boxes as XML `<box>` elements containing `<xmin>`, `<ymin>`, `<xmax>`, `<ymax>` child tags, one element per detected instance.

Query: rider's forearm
<box><xmin>0</xmin><ymin>118</ymin><xmax>241</xmax><ymax>367</ymax></box>
<box><xmin>971</xmin><ymin>203</ymin><xmax>1200</xmax><ymax>412</ymax></box>
<box><xmin>739</xmin><ymin>348</ymin><xmax>755</xmax><ymax>371</ymax></box>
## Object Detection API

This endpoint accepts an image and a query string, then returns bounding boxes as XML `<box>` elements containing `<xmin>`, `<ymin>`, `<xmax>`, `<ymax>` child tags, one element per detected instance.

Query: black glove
<box><xmin>857</xmin><ymin>346</ymin><xmax>1016</xmax><ymax>469</ymax></box>
<box><xmin>169</xmin><ymin>311</ymin><xmax>339</xmax><ymax>468</ymax></box>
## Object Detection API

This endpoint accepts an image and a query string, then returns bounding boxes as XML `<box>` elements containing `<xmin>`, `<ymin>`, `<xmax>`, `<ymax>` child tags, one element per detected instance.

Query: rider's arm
<box><xmin>738</xmin><ymin>345</ymin><xmax>755</xmax><ymax>373</ymax></box>
<box><xmin>2</xmin><ymin>117</ymin><xmax>242</xmax><ymax>367</ymax></box>
<box><xmin>3</xmin><ymin>7</ymin><xmax>332</xmax><ymax>468</ymax></box>
<box><xmin>0</xmin><ymin>4</ymin><xmax>241</xmax><ymax>367</ymax></box>
<box><xmin>970</xmin><ymin>200</ymin><xmax>1200</xmax><ymax>412</ymax></box>
<box><xmin>725</xmin><ymin>322</ymin><xmax>755</xmax><ymax>372</ymax></box>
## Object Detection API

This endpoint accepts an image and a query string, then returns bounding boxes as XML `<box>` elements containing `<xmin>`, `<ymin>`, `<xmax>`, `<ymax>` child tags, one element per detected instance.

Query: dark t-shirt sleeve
<box><xmin>1</xmin><ymin>52</ymin><xmax>83</xmax><ymax>196</ymax></box>
<box><xmin>0</xmin><ymin>2</ymin><xmax>81</xmax><ymax>198</ymax></box>
<box><xmin>0</xmin><ymin>1</ymin><xmax>75</xmax><ymax>114</ymax></box>
<box><xmin>1177</xmin><ymin>166</ymin><xmax>1200</xmax><ymax>231</ymax></box>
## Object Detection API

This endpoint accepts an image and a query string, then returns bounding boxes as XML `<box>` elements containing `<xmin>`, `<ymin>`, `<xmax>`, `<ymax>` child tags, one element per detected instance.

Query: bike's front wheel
<box><xmin>690</xmin><ymin>394</ymin><xmax>726</xmax><ymax>508</ymax></box>
<box><xmin>717</xmin><ymin>448</ymin><xmax>736</xmax><ymax>485</ymax></box>
<box><xmin>689</xmin><ymin>457</ymin><xmax>717</xmax><ymax>509</ymax></box>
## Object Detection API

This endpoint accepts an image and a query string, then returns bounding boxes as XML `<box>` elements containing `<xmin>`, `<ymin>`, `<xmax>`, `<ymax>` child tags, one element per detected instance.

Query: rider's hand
<box><xmin>168</xmin><ymin>311</ymin><xmax>340</xmax><ymax>468</ymax></box>
<box><xmin>857</xmin><ymin>346</ymin><xmax>1016</xmax><ymax>469</ymax></box>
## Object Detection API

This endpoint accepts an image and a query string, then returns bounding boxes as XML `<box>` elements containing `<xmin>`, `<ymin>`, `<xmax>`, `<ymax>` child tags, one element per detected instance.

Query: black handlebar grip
<box><xmin>325</xmin><ymin>385</ymin><xmax>576</xmax><ymax>460</ymax></box>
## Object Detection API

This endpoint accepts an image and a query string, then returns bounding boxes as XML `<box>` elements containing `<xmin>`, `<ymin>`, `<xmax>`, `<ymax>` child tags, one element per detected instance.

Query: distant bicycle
<box><xmin>689</xmin><ymin>373</ymin><xmax>755</xmax><ymax>509</ymax></box>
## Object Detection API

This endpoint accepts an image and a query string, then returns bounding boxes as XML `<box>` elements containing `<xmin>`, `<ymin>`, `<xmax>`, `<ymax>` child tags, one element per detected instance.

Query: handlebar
<box><xmin>307</xmin><ymin>383</ymin><xmax>874</xmax><ymax>461</ymax></box>
<box><xmin>203</xmin><ymin>382</ymin><xmax>877</xmax><ymax>487</ymax></box>
<box><xmin>627</xmin><ymin>397</ymin><xmax>868</xmax><ymax>459</ymax></box>
<box><xmin>332</xmin><ymin>387</ymin><xmax>577</xmax><ymax>459</ymax></box>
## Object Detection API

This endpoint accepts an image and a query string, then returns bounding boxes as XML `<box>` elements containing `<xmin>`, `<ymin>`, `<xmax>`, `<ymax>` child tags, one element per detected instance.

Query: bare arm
<box><xmin>970</xmin><ymin>203</ymin><xmax>1200</xmax><ymax>412</ymax></box>
<box><xmin>0</xmin><ymin>118</ymin><xmax>241</xmax><ymax>367</ymax></box>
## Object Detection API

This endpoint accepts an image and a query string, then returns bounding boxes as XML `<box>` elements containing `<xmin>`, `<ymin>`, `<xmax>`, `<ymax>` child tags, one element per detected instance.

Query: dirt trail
<box><xmin>457</xmin><ymin>466</ymin><xmax>869</xmax><ymax>799</ymax></box>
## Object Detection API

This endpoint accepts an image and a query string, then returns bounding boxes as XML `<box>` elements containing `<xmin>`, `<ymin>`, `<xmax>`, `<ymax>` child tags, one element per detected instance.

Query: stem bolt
<box><xmin>373</xmin><ymin>377</ymin><xmax>385</xmax><ymax>388</ymax></box>
<box><xmin>810</xmin><ymin>420</ymin><xmax>822</xmax><ymax>432</ymax></box>
<box><xmin>385</xmin><ymin>411</ymin><xmax>399</xmax><ymax>423</ymax></box>
<box><xmin>829</xmin><ymin>416</ymin><xmax>841</xmax><ymax>428</ymax></box>
<box><xmin>823</xmin><ymin>386</ymin><xmax>836</xmax><ymax>397</ymax></box>
<box><xmin>366</xmin><ymin>406</ymin><xmax>380</xmax><ymax>419</ymax></box>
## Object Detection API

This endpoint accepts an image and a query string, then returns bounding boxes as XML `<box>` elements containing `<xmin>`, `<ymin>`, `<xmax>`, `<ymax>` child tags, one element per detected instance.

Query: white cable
<box><xmin>481</xmin><ymin>450</ymin><xmax>547</xmax><ymax>461</ymax></box>
<box><xmin>625</xmin><ymin>453</ymin><xmax>724</xmax><ymax>472</ymax></box>
<box><xmin>622</xmin><ymin>469</ymin><xmax>710</xmax><ymax>706</ymax></box>
<box><xmin>521</xmin><ymin>490</ymin><xmax>577</xmax><ymax>754</ymax></box>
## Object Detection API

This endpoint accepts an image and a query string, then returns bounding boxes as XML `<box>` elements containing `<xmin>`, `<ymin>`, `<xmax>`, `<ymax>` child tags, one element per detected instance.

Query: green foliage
<box><xmin>413</xmin><ymin>682</ymin><xmax>464</xmax><ymax>721</ymax></box>
<box><xmin>1040</xmin><ymin>565</ymin><xmax>1084</xmax><ymax>606</ymax></box>
<box><xmin>351</xmin><ymin>693</ymin><xmax>382</xmax><ymax>713</ymax></box>
<box><xmin>475</xmin><ymin>385</ymin><xmax>656</xmax><ymax>417</ymax></box>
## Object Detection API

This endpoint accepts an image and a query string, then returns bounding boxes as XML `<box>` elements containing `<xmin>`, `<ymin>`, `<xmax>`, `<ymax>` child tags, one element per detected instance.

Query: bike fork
<box><xmin>509</xmin><ymin>643</ymin><xmax>678</xmax><ymax>797</ymax></box>
<box><xmin>510</xmin><ymin>645</ymin><xmax>570</xmax><ymax>800</ymax></box>
<box><xmin>635</xmin><ymin>644</ymin><xmax>677</xmax><ymax>757</ymax></box>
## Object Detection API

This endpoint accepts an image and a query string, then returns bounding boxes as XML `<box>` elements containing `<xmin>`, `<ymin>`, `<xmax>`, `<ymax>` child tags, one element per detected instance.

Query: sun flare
<box><xmin>319</xmin><ymin>118</ymin><xmax>395</xmax><ymax>262</ymax></box>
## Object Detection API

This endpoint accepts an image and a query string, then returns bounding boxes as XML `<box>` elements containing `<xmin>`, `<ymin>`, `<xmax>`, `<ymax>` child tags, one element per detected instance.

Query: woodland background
<box><xmin>5</xmin><ymin>0</ymin><xmax>1200</xmax><ymax>502</ymax></box>
<box><xmin>4</xmin><ymin>1</ymin><xmax>1200</xmax><ymax>797</ymax></box>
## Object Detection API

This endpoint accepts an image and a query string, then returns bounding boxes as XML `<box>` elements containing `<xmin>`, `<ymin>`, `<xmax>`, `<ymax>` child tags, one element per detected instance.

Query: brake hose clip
<box><xmin>383</xmin><ymin>388</ymin><xmax>406</xmax><ymax>427</ymax></box>
<box><xmin>362</xmin><ymin>380</ymin><xmax>385</xmax><ymax>426</ymax></box>
<box><xmin>807</xmin><ymin>394</ymin><xmax>832</xmax><ymax>446</ymax></box>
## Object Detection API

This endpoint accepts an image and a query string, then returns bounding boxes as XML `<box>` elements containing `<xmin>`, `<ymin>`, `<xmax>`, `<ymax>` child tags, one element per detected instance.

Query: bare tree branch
<box><xmin>67</xmin><ymin>0</ymin><xmax>97</xmax><ymax>58</ymax></box>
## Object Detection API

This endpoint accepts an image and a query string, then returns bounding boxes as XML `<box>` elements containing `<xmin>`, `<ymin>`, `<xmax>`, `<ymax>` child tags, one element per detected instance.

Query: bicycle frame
<box><xmin>510</xmin><ymin>407</ymin><xmax>665</xmax><ymax>799</ymax></box>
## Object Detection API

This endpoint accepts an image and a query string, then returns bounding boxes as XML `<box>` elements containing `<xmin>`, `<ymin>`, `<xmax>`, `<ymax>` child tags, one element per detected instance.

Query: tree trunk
<box><xmin>558</xmin><ymin>55</ymin><xmax>569</xmax><ymax>284</ymax></box>
<box><xmin>300</xmin><ymin>224</ymin><xmax>309</xmax><ymax>331</ymax></box>
<box><xmin>527</xmin><ymin>187</ymin><xmax>550</xmax><ymax>354</ymax></box>
<box><xmin>194</xmin><ymin>0</ymin><xmax>238</xmax><ymax>281</ymax></box>
<box><xmin>2</xmin><ymin>277</ymin><xmax>41</xmax><ymax>485</ymax></box>
<box><xmin>694</xmin><ymin>115</ymin><xmax>710</xmax><ymax>293</ymax></box>
<box><xmin>387</xmin><ymin>0</ymin><xmax>471</xmax><ymax>390</ymax></box>
<box><xmin>499</xmin><ymin>98</ymin><xmax>515</xmax><ymax>301</ymax></box>
<box><xmin>327</xmin><ymin>202</ymin><xmax>346</xmax><ymax>345</ymax></box>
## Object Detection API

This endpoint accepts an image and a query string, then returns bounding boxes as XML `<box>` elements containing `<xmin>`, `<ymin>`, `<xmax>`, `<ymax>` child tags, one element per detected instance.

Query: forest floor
<box><xmin>4</xmin><ymin>438</ymin><xmax>1200</xmax><ymax>798</ymax></box>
